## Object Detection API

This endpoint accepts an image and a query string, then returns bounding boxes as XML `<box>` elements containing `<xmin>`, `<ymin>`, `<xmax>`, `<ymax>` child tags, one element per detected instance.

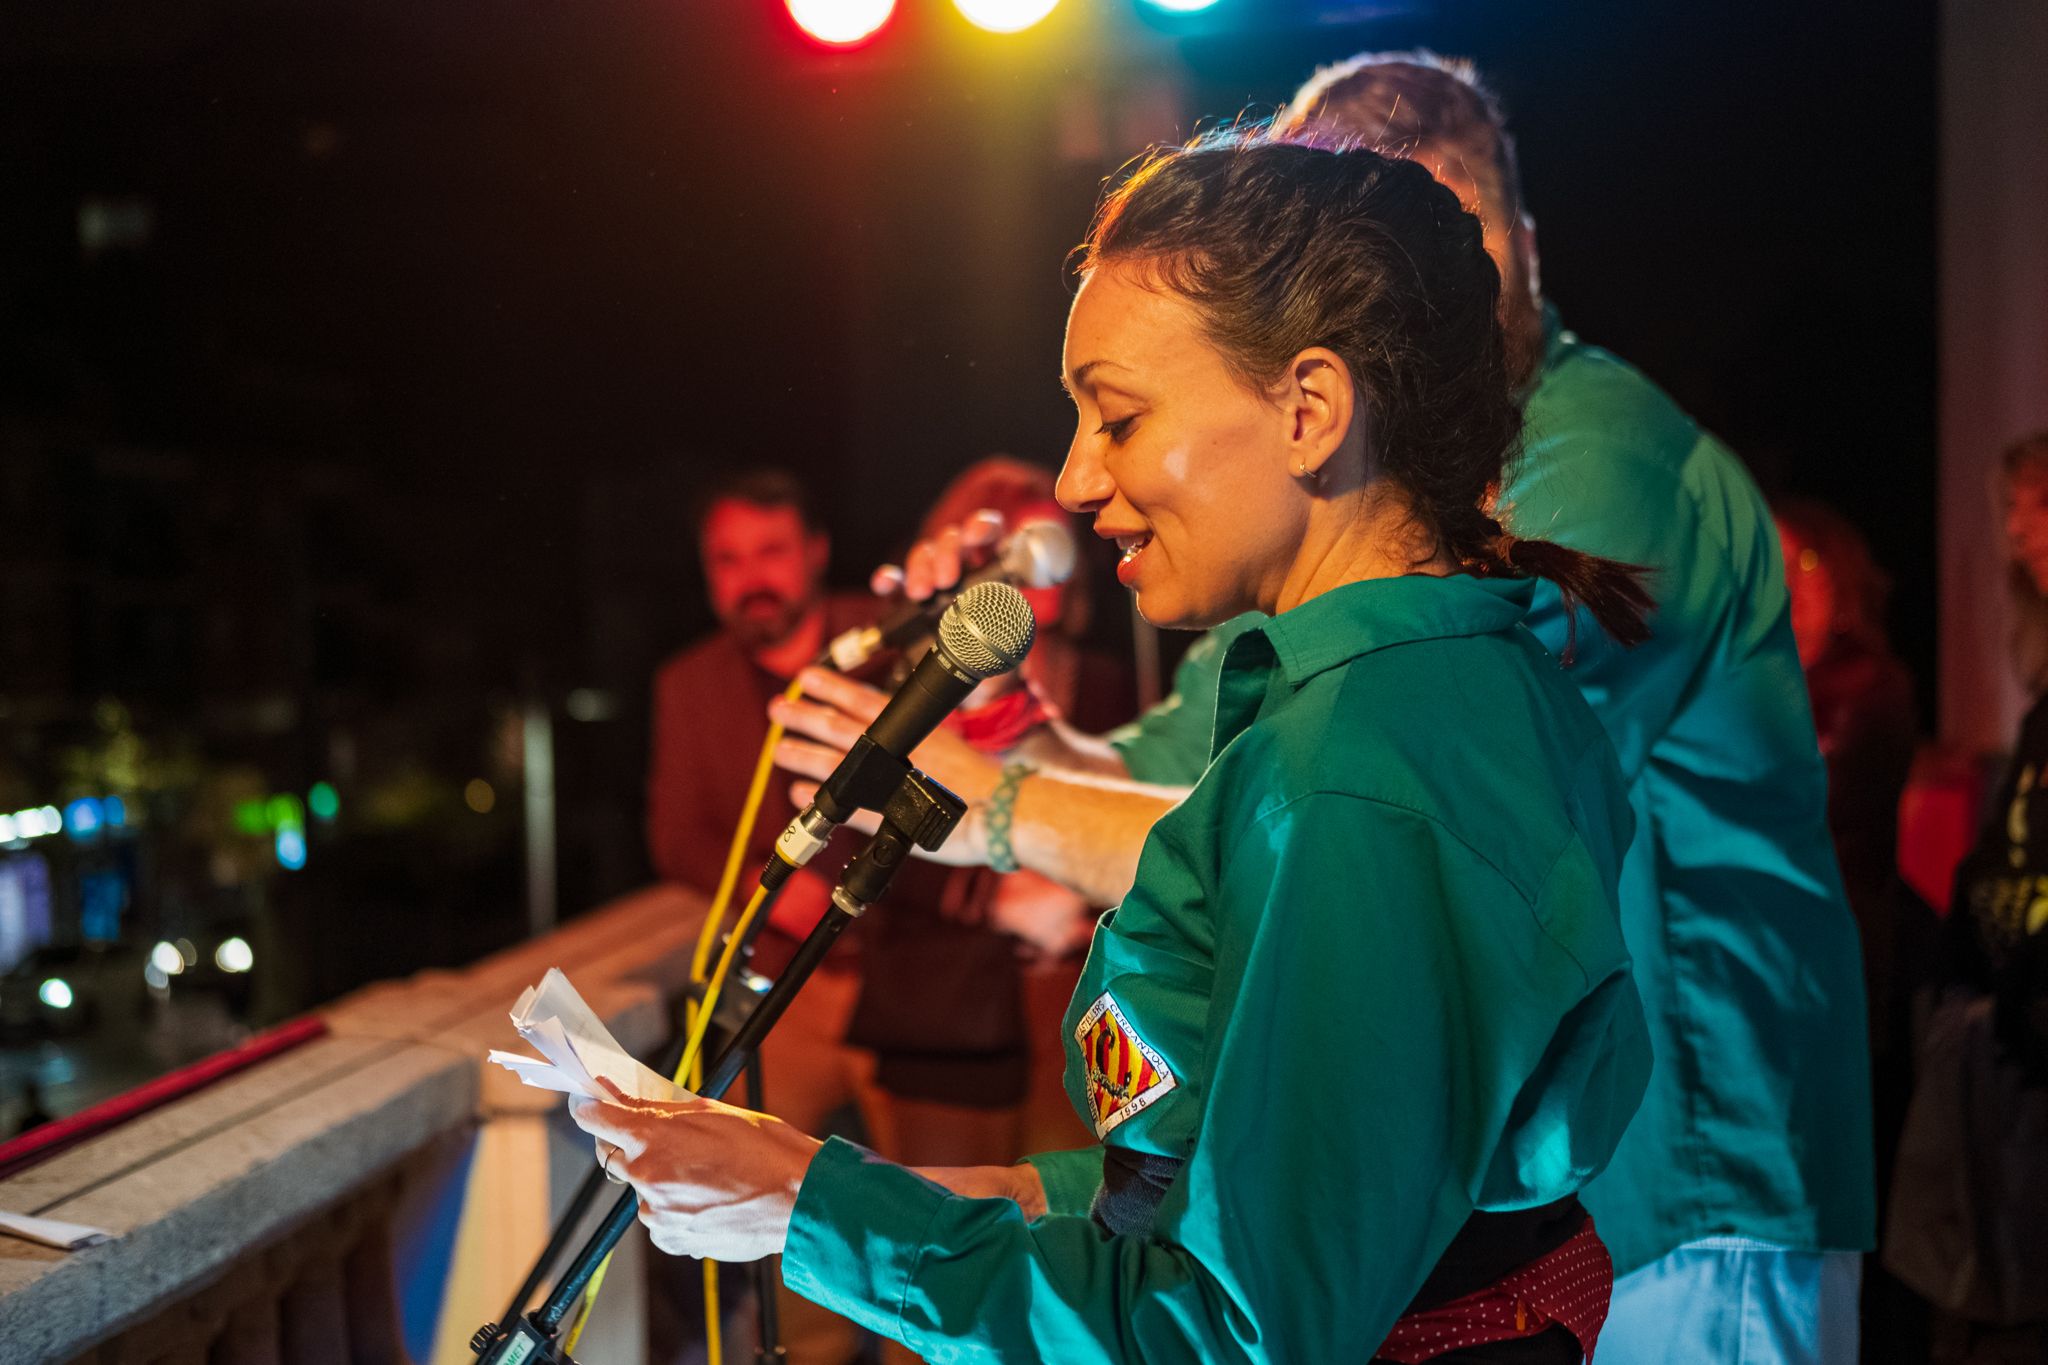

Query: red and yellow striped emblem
<box><xmin>1075</xmin><ymin>992</ymin><xmax>1177</xmax><ymax>1137</ymax></box>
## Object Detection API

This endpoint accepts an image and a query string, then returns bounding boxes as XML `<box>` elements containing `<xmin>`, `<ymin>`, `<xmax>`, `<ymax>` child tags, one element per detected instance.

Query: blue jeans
<box><xmin>1601</xmin><ymin>1238</ymin><xmax>1861</xmax><ymax>1364</ymax></box>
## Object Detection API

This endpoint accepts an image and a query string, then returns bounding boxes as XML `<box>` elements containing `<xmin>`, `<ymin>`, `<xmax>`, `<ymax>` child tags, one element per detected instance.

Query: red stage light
<box><xmin>787</xmin><ymin>0</ymin><xmax>897</xmax><ymax>48</ymax></box>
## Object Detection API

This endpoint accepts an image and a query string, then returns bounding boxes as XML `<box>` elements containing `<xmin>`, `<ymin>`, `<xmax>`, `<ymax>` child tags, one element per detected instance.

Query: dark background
<box><xmin>0</xmin><ymin>0</ymin><xmax>1937</xmax><ymax>1088</ymax></box>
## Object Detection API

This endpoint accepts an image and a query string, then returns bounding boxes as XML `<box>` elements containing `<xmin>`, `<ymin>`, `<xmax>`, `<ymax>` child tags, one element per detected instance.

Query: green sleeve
<box><xmin>1022</xmin><ymin>1147</ymin><xmax>1101</xmax><ymax>1219</ymax></box>
<box><xmin>782</xmin><ymin>796</ymin><xmax>1644</xmax><ymax>1362</ymax></box>
<box><xmin>1105</xmin><ymin>615</ymin><xmax>1262</xmax><ymax>785</ymax></box>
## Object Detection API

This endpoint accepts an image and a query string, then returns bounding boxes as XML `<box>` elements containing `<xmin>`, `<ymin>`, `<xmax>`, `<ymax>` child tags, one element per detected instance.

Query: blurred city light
<box><xmin>787</xmin><ymin>0</ymin><xmax>896</xmax><ymax>47</ymax></box>
<box><xmin>275</xmin><ymin>826</ymin><xmax>308</xmax><ymax>870</ymax></box>
<box><xmin>955</xmin><ymin>0</ymin><xmax>1059</xmax><ymax>31</ymax></box>
<box><xmin>465</xmin><ymin>779</ymin><xmax>497</xmax><ymax>815</ymax></box>
<box><xmin>0</xmin><ymin>814</ymin><xmax>15</xmax><ymax>842</ymax></box>
<box><xmin>239</xmin><ymin>791</ymin><xmax>318</xmax><ymax>835</ymax></box>
<box><xmin>65</xmin><ymin>797</ymin><xmax>103</xmax><ymax>838</ymax></box>
<box><xmin>104</xmin><ymin>795</ymin><xmax>127</xmax><ymax>827</ymax></box>
<box><xmin>1139</xmin><ymin>0</ymin><xmax>1223</xmax><ymax>9</ymax></box>
<box><xmin>308</xmin><ymin>781</ymin><xmax>340</xmax><ymax>822</ymax></box>
<box><xmin>39</xmin><ymin>978</ymin><xmax>74</xmax><ymax>1010</ymax></box>
<box><xmin>78</xmin><ymin>196</ymin><xmax>155</xmax><ymax>259</ymax></box>
<box><xmin>215</xmin><ymin>937</ymin><xmax>255</xmax><ymax>973</ymax></box>
<box><xmin>565</xmin><ymin>688</ymin><xmax>617</xmax><ymax>722</ymax></box>
<box><xmin>143</xmin><ymin>961</ymin><xmax>170</xmax><ymax>991</ymax></box>
<box><xmin>79</xmin><ymin>868</ymin><xmax>127</xmax><ymax>942</ymax></box>
<box><xmin>151</xmin><ymin>941</ymin><xmax>186</xmax><ymax>977</ymax></box>
<box><xmin>267</xmin><ymin>794</ymin><xmax>306</xmax><ymax>831</ymax></box>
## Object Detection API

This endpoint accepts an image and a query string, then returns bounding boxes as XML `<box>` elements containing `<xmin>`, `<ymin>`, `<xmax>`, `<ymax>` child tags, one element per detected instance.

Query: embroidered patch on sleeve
<box><xmin>1075</xmin><ymin>991</ymin><xmax>1177</xmax><ymax>1138</ymax></box>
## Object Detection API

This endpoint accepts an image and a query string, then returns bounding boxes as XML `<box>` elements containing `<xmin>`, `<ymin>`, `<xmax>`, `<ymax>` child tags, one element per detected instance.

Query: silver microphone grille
<box><xmin>997</xmin><ymin>520</ymin><xmax>1079</xmax><ymax>590</ymax></box>
<box><xmin>938</xmin><ymin>581</ymin><xmax>1036</xmax><ymax>679</ymax></box>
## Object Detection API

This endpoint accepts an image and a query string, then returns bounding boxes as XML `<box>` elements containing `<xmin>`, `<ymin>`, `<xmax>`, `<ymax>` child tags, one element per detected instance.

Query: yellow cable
<box><xmin>681</xmin><ymin>885</ymin><xmax>771</xmax><ymax>1078</ymax></box>
<box><xmin>569</xmin><ymin>886</ymin><xmax>772</xmax><ymax>1358</ymax></box>
<box><xmin>689</xmin><ymin>676</ymin><xmax>808</xmax><ymax>990</ymax></box>
<box><xmin>562</xmin><ymin>1254</ymin><xmax>609</xmax><ymax>1353</ymax></box>
<box><xmin>568</xmin><ymin>675</ymin><xmax>807</xmax><ymax>1362</ymax></box>
<box><xmin>702</xmin><ymin>1257</ymin><xmax>724</xmax><ymax>1362</ymax></box>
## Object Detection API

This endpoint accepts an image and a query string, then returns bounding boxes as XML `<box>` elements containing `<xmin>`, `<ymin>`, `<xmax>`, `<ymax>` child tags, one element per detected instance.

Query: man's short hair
<box><xmin>1282</xmin><ymin>49</ymin><xmax>1523</xmax><ymax>223</ymax></box>
<box><xmin>691</xmin><ymin>468</ymin><xmax>821</xmax><ymax>542</ymax></box>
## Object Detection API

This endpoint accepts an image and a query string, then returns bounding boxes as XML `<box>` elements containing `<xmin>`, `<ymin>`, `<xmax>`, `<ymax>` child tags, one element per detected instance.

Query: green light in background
<box><xmin>266</xmin><ymin>794</ymin><xmax>305</xmax><ymax>831</ymax></box>
<box><xmin>308</xmin><ymin>782</ymin><xmax>340</xmax><ymax>822</ymax></box>
<box><xmin>233</xmin><ymin>800</ymin><xmax>270</xmax><ymax>836</ymax></box>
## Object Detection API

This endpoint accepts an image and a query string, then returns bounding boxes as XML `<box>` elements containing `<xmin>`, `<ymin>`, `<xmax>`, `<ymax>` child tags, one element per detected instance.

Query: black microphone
<box><xmin>824</xmin><ymin>520</ymin><xmax>1073</xmax><ymax>673</ymax></box>
<box><xmin>768</xmin><ymin>580</ymin><xmax>1036</xmax><ymax>884</ymax></box>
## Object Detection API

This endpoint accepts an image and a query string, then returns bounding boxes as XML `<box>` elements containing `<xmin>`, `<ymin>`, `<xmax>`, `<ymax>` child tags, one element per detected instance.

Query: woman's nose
<box><xmin>1056</xmin><ymin>436</ymin><xmax>1113</xmax><ymax>515</ymax></box>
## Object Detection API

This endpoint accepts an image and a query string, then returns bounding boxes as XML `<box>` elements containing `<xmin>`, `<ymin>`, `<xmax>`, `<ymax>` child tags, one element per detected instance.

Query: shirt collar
<box><xmin>1232</xmin><ymin>573</ymin><xmax>1537</xmax><ymax>689</ymax></box>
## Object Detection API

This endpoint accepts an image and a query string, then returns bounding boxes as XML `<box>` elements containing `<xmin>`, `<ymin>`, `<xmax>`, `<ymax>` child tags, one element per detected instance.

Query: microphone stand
<box><xmin>742</xmin><ymin>1049</ymin><xmax>782</xmax><ymax>1363</ymax></box>
<box><xmin>480</xmin><ymin>640</ymin><xmax>850</xmax><ymax>1352</ymax></box>
<box><xmin>479</xmin><ymin>943</ymin><xmax>767</xmax><ymax>1354</ymax></box>
<box><xmin>471</xmin><ymin>768</ymin><xmax>967</xmax><ymax>1365</ymax></box>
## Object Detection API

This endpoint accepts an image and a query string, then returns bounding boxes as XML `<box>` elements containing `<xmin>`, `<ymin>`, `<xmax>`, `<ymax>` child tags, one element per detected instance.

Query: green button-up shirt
<box><xmin>1109</xmin><ymin>311</ymin><xmax>1875</xmax><ymax>1272</ymax></box>
<box><xmin>784</xmin><ymin>574</ymin><xmax>1651</xmax><ymax>1361</ymax></box>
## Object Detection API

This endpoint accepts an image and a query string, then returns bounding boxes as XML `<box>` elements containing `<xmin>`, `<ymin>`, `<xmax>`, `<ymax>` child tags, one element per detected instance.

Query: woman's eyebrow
<box><xmin>1061</xmin><ymin>360</ymin><xmax>1136</xmax><ymax>396</ymax></box>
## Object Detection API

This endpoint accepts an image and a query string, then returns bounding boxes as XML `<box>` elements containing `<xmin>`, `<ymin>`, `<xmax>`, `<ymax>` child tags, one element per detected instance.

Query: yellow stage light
<box><xmin>954</xmin><ymin>0</ymin><xmax>1060</xmax><ymax>34</ymax></box>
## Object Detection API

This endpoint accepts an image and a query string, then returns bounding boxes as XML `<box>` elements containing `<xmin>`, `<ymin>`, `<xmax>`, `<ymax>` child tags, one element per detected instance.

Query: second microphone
<box><xmin>767</xmin><ymin>579</ymin><xmax>1037</xmax><ymax>885</ymax></box>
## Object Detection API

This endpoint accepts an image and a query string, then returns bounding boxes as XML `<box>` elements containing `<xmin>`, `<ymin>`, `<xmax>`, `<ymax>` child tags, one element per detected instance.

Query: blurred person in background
<box><xmin>646</xmin><ymin>466</ymin><xmax>1116</xmax><ymax>1363</ymax></box>
<box><xmin>645</xmin><ymin>468</ymin><xmax>878</xmax><ymax>1363</ymax></box>
<box><xmin>776</xmin><ymin>51</ymin><xmax>1874</xmax><ymax>1365</ymax></box>
<box><xmin>845</xmin><ymin>457</ymin><xmax>1131</xmax><ymax>1172</ymax></box>
<box><xmin>1885</xmin><ymin>433</ymin><xmax>2048</xmax><ymax>1365</ymax></box>
<box><xmin>1775</xmin><ymin>495</ymin><xmax>1932</xmax><ymax>1362</ymax></box>
<box><xmin>1775</xmin><ymin>497</ymin><xmax>1922</xmax><ymax>1058</ymax></box>
<box><xmin>648</xmin><ymin>469</ymin><xmax>857</xmax><ymax>957</ymax></box>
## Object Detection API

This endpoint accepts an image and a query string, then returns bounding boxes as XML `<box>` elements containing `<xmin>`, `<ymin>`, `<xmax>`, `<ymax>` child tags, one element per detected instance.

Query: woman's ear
<box><xmin>1285</xmin><ymin>347</ymin><xmax>1361</xmax><ymax>484</ymax></box>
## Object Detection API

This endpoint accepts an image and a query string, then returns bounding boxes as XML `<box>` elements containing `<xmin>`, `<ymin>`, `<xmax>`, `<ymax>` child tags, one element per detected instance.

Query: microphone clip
<box><xmin>833</xmin><ymin>768</ymin><xmax>967</xmax><ymax>916</ymax></box>
<box><xmin>766</xmin><ymin>735</ymin><xmax>904</xmax><ymax>887</ymax></box>
<box><xmin>765</xmin><ymin>738</ymin><xmax>966</xmax><ymax>893</ymax></box>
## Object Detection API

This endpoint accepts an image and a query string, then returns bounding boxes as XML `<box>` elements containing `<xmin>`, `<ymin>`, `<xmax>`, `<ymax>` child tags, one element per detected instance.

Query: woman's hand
<box><xmin>990</xmin><ymin>870</ymin><xmax>1095</xmax><ymax>962</ymax></box>
<box><xmin>771</xmin><ymin>667</ymin><xmax>1005</xmax><ymax>866</ymax></box>
<box><xmin>568</xmin><ymin>1080</ymin><xmax>822</xmax><ymax>1262</ymax></box>
<box><xmin>912</xmin><ymin>1161</ymin><xmax>1050</xmax><ymax>1219</ymax></box>
<box><xmin>872</xmin><ymin>508</ymin><xmax>1008</xmax><ymax>602</ymax></box>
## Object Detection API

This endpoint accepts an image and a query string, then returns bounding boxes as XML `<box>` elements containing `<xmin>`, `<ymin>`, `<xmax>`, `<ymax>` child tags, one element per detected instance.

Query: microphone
<box><xmin>769</xmin><ymin>580</ymin><xmax>1036</xmax><ymax>883</ymax></box>
<box><xmin>826</xmin><ymin>520</ymin><xmax>1074</xmax><ymax>672</ymax></box>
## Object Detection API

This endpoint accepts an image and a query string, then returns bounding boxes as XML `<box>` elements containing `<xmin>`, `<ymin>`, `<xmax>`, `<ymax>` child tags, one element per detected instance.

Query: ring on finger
<box><xmin>602</xmin><ymin>1144</ymin><xmax>628</xmax><ymax>1184</ymax></box>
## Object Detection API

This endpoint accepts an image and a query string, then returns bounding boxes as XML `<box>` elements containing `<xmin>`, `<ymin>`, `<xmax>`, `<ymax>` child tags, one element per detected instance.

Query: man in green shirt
<box><xmin>775</xmin><ymin>51</ymin><xmax>1872</xmax><ymax>1363</ymax></box>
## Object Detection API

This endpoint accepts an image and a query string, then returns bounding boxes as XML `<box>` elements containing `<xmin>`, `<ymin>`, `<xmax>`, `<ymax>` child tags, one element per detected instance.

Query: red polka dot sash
<box><xmin>1376</xmin><ymin>1216</ymin><xmax>1612</xmax><ymax>1363</ymax></box>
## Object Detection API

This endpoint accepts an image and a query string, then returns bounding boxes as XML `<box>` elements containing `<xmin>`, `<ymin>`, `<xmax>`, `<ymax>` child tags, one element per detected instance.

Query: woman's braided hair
<box><xmin>1078</xmin><ymin>128</ymin><xmax>1651</xmax><ymax>653</ymax></box>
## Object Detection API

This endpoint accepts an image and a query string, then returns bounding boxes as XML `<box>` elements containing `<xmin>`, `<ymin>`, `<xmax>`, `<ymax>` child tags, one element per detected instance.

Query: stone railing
<box><xmin>0</xmin><ymin>883</ymin><xmax>706</xmax><ymax>1365</ymax></box>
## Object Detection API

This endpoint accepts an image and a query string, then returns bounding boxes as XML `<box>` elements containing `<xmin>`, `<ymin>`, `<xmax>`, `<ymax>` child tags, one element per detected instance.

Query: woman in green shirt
<box><xmin>574</xmin><ymin>131</ymin><xmax>1655</xmax><ymax>1363</ymax></box>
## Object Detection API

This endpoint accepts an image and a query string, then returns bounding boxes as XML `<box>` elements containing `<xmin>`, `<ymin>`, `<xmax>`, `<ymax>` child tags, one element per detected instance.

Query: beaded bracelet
<box><xmin>985</xmin><ymin>761</ymin><xmax>1036</xmax><ymax>874</ymax></box>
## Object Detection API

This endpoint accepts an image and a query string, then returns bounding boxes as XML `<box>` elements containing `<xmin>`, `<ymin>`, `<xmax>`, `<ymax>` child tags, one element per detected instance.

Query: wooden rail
<box><xmin>0</xmin><ymin>883</ymin><xmax>705</xmax><ymax>1364</ymax></box>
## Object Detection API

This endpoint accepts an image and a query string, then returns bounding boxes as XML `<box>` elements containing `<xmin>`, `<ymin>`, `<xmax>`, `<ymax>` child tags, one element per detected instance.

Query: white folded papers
<box><xmin>488</xmin><ymin>968</ymin><xmax>692</xmax><ymax>1103</ymax></box>
<box><xmin>0</xmin><ymin>1210</ymin><xmax>112</xmax><ymax>1251</ymax></box>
